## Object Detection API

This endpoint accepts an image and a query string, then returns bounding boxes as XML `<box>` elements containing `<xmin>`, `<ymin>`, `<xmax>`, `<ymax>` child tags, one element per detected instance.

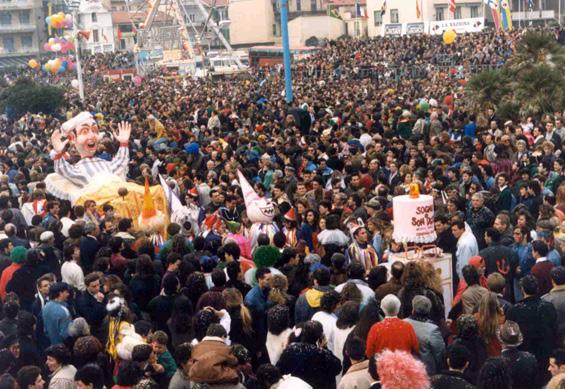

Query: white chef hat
<box><xmin>61</xmin><ymin>112</ymin><xmax>95</xmax><ymax>136</ymax></box>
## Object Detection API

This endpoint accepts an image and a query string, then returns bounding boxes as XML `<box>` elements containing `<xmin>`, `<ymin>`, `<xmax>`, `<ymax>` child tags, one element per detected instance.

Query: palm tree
<box><xmin>508</xmin><ymin>31</ymin><xmax>565</xmax><ymax>74</ymax></box>
<box><xmin>466</xmin><ymin>68</ymin><xmax>511</xmax><ymax>111</ymax></box>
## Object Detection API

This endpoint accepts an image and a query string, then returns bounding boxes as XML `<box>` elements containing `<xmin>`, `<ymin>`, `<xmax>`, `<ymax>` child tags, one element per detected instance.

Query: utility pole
<box><xmin>280</xmin><ymin>0</ymin><xmax>293</xmax><ymax>103</ymax></box>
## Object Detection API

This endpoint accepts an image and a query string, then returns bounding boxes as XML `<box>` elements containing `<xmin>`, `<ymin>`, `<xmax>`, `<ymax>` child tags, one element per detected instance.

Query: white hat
<box><xmin>61</xmin><ymin>112</ymin><xmax>95</xmax><ymax>136</ymax></box>
<box><xmin>40</xmin><ymin>231</ymin><xmax>54</xmax><ymax>242</ymax></box>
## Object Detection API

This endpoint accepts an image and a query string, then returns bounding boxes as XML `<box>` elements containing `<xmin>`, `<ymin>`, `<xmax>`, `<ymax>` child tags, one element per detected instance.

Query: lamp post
<box><xmin>280</xmin><ymin>0</ymin><xmax>292</xmax><ymax>104</ymax></box>
<box><xmin>65</xmin><ymin>0</ymin><xmax>84</xmax><ymax>102</ymax></box>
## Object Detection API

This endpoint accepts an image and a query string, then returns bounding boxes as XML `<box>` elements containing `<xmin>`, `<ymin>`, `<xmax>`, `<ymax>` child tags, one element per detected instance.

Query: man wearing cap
<box><xmin>45</xmin><ymin>113</ymin><xmax>131</xmax><ymax>202</ymax></box>
<box><xmin>41</xmin><ymin>282</ymin><xmax>72</xmax><ymax>346</ymax></box>
<box><xmin>499</xmin><ymin>321</ymin><xmax>538</xmax><ymax>389</ymax></box>
<box><xmin>0</xmin><ymin>246</ymin><xmax>26</xmax><ymax>299</ymax></box>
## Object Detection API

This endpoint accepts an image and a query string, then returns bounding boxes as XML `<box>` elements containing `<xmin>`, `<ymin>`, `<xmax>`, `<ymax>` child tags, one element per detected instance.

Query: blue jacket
<box><xmin>42</xmin><ymin>300</ymin><xmax>71</xmax><ymax>345</ymax></box>
<box><xmin>244</xmin><ymin>285</ymin><xmax>270</xmax><ymax>342</ymax></box>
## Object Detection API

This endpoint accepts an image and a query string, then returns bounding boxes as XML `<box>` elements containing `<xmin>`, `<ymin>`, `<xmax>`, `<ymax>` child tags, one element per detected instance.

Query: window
<box><xmin>189</xmin><ymin>13</ymin><xmax>195</xmax><ymax>22</ymax></box>
<box><xmin>3</xmin><ymin>37</ymin><xmax>14</xmax><ymax>52</ymax></box>
<box><xmin>296</xmin><ymin>0</ymin><xmax>301</xmax><ymax>11</ymax></box>
<box><xmin>19</xmin><ymin>10</ymin><xmax>29</xmax><ymax>24</ymax></box>
<box><xmin>0</xmin><ymin>12</ymin><xmax>12</xmax><ymax>25</ymax></box>
<box><xmin>273</xmin><ymin>23</ymin><xmax>277</xmax><ymax>36</ymax></box>
<box><xmin>91</xmin><ymin>12</ymin><xmax>97</xmax><ymax>22</ymax></box>
<box><xmin>390</xmin><ymin>8</ymin><xmax>398</xmax><ymax>23</ymax></box>
<box><xmin>373</xmin><ymin>10</ymin><xmax>382</xmax><ymax>26</ymax></box>
<box><xmin>455</xmin><ymin>6</ymin><xmax>461</xmax><ymax>19</ymax></box>
<box><xmin>21</xmin><ymin>35</ymin><xmax>32</xmax><ymax>48</ymax></box>
<box><xmin>93</xmin><ymin>29</ymin><xmax>99</xmax><ymax>42</ymax></box>
<box><xmin>470</xmin><ymin>5</ymin><xmax>479</xmax><ymax>17</ymax></box>
<box><xmin>435</xmin><ymin>7</ymin><xmax>444</xmax><ymax>20</ymax></box>
<box><xmin>310</xmin><ymin>0</ymin><xmax>316</xmax><ymax>11</ymax></box>
<box><xmin>354</xmin><ymin>21</ymin><xmax>360</xmax><ymax>35</ymax></box>
<box><xmin>120</xmin><ymin>38</ymin><xmax>126</xmax><ymax>49</ymax></box>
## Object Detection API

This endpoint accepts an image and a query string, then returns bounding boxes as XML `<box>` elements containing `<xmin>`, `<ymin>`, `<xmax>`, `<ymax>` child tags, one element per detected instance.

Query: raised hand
<box><xmin>51</xmin><ymin>129</ymin><xmax>68</xmax><ymax>154</ymax></box>
<box><xmin>114</xmin><ymin>121</ymin><xmax>131</xmax><ymax>144</ymax></box>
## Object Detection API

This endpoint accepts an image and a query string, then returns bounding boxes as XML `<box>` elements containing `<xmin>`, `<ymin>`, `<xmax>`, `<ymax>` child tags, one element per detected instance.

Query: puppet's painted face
<box><xmin>247</xmin><ymin>197</ymin><xmax>275</xmax><ymax>223</ymax></box>
<box><xmin>74</xmin><ymin>121</ymin><xmax>99</xmax><ymax>158</ymax></box>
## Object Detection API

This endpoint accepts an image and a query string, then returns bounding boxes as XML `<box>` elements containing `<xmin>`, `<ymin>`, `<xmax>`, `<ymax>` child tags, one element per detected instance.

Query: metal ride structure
<box><xmin>125</xmin><ymin>0</ymin><xmax>245</xmax><ymax>74</ymax></box>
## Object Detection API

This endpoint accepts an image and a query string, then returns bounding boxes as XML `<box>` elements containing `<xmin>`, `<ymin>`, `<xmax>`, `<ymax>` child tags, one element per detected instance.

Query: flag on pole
<box><xmin>416</xmin><ymin>0</ymin><xmax>421</xmax><ymax>19</ymax></box>
<box><xmin>499</xmin><ymin>0</ymin><xmax>513</xmax><ymax>31</ymax></box>
<box><xmin>449</xmin><ymin>0</ymin><xmax>456</xmax><ymax>15</ymax></box>
<box><xmin>380</xmin><ymin>0</ymin><xmax>386</xmax><ymax>16</ymax></box>
<box><xmin>355</xmin><ymin>3</ymin><xmax>367</xmax><ymax>18</ymax></box>
<box><xmin>527</xmin><ymin>0</ymin><xmax>534</xmax><ymax>9</ymax></box>
<box><xmin>483</xmin><ymin>0</ymin><xmax>500</xmax><ymax>31</ymax></box>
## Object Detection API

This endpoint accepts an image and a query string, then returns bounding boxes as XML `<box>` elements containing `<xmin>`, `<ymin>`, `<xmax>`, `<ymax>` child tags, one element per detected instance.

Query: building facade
<box><xmin>79</xmin><ymin>0</ymin><xmax>115</xmax><ymax>53</ymax></box>
<box><xmin>0</xmin><ymin>0</ymin><xmax>45</xmax><ymax>65</ymax></box>
<box><xmin>228</xmin><ymin>0</ymin><xmax>275</xmax><ymax>46</ymax></box>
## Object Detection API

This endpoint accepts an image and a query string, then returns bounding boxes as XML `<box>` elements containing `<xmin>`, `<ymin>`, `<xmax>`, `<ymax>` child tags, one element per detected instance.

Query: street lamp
<box><xmin>65</xmin><ymin>0</ymin><xmax>85</xmax><ymax>102</ymax></box>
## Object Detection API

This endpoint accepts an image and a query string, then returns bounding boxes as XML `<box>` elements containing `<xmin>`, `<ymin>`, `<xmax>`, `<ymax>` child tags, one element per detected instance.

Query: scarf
<box><xmin>349</xmin><ymin>241</ymin><xmax>378</xmax><ymax>270</ymax></box>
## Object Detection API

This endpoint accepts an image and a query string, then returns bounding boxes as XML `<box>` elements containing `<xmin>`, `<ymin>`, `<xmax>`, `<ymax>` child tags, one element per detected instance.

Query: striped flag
<box><xmin>416</xmin><ymin>0</ymin><xmax>421</xmax><ymax>19</ymax></box>
<box><xmin>449</xmin><ymin>0</ymin><xmax>456</xmax><ymax>15</ymax></box>
<box><xmin>381</xmin><ymin>0</ymin><xmax>386</xmax><ymax>16</ymax></box>
<box><xmin>499</xmin><ymin>0</ymin><xmax>513</xmax><ymax>31</ymax></box>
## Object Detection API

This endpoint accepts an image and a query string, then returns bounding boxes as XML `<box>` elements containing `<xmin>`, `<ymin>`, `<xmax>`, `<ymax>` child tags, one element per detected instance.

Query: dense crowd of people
<box><xmin>0</xmin><ymin>27</ymin><xmax>562</xmax><ymax>389</ymax></box>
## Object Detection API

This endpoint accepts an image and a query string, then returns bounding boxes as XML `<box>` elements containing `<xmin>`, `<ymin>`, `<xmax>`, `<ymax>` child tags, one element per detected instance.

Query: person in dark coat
<box><xmin>498</xmin><ymin>320</ymin><xmax>538</xmax><ymax>389</ymax></box>
<box><xmin>480</xmin><ymin>228</ymin><xmax>519</xmax><ymax>302</ymax></box>
<box><xmin>17</xmin><ymin>311</ymin><xmax>43</xmax><ymax>367</ymax></box>
<box><xmin>75</xmin><ymin>273</ymin><xmax>107</xmax><ymax>339</ymax></box>
<box><xmin>466</xmin><ymin>193</ymin><xmax>495</xmax><ymax>249</ymax></box>
<box><xmin>147</xmin><ymin>274</ymin><xmax>179</xmax><ymax>334</ymax></box>
<box><xmin>507</xmin><ymin>275</ymin><xmax>557</xmax><ymax>386</ymax></box>
<box><xmin>6</xmin><ymin>249</ymin><xmax>43</xmax><ymax>311</ymax></box>
<box><xmin>244</xmin><ymin>267</ymin><xmax>274</xmax><ymax>350</ymax></box>
<box><xmin>128</xmin><ymin>254</ymin><xmax>161</xmax><ymax>312</ymax></box>
<box><xmin>277</xmin><ymin>320</ymin><xmax>342</xmax><ymax>389</ymax></box>
<box><xmin>494</xmin><ymin>174</ymin><xmax>513</xmax><ymax>213</ymax></box>
<box><xmin>80</xmin><ymin>223</ymin><xmax>101</xmax><ymax>274</ymax></box>
<box><xmin>430</xmin><ymin>344</ymin><xmax>475</xmax><ymax>389</ymax></box>
<box><xmin>450</xmin><ymin>315</ymin><xmax>488</xmax><ymax>384</ymax></box>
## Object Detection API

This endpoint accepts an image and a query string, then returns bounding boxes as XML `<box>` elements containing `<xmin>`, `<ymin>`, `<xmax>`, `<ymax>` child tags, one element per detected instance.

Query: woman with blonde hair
<box><xmin>474</xmin><ymin>292</ymin><xmax>505</xmax><ymax>357</ymax></box>
<box><xmin>222</xmin><ymin>288</ymin><xmax>257</xmax><ymax>359</ymax></box>
<box><xmin>268</xmin><ymin>274</ymin><xmax>296</xmax><ymax>322</ymax></box>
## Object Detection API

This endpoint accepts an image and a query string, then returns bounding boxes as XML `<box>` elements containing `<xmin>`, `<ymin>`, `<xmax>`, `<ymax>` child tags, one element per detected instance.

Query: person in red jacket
<box><xmin>366</xmin><ymin>294</ymin><xmax>419</xmax><ymax>358</ymax></box>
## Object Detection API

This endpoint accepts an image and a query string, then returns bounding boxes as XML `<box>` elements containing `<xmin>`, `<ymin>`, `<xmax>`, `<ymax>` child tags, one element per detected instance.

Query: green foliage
<box><xmin>466</xmin><ymin>69</ymin><xmax>511</xmax><ymax>111</ymax></box>
<box><xmin>0</xmin><ymin>78</ymin><xmax>65</xmax><ymax>119</ymax></box>
<box><xmin>467</xmin><ymin>31</ymin><xmax>565</xmax><ymax>120</ymax></box>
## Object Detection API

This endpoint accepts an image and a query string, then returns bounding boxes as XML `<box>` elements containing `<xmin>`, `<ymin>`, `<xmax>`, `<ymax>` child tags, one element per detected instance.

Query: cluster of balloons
<box><xmin>442</xmin><ymin>30</ymin><xmax>457</xmax><ymax>45</ymax></box>
<box><xmin>43</xmin><ymin>36</ymin><xmax>75</xmax><ymax>53</ymax></box>
<box><xmin>42</xmin><ymin>57</ymin><xmax>76</xmax><ymax>75</ymax></box>
<box><xmin>133</xmin><ymin>75</ymin><xmax>142</xmax><ymax>87</ymax></box>
<box><xmin>46</xmin><ymin>12</ymin><xmax>73</xmax><ymax>29</ymax></box>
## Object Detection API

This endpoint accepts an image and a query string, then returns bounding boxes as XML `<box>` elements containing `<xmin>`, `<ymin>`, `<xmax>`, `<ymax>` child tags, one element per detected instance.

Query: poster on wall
<box><xmin>406</xmin><ymin>23</ymin><xmax>425</xmax><ymax>35</ymax></box>
<box><xmin>384</xmin><ymin>24</ymin><xmax>403</xmax><ymax>36</ymax></box>
<box><xmin>429</xmin><ymin>17</ymin><xmax>485</xmax><ymax>34</ymax></box>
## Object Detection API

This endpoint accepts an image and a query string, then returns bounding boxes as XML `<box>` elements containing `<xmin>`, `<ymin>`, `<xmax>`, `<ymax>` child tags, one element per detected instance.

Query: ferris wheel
<box><xmin>125</xmin><ymin>0</ymin><xmax>245</xmax><ymax>73</ymax></box>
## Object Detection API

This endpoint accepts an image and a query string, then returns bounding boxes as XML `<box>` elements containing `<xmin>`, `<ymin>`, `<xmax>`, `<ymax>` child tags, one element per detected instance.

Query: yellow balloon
<box><xmin>443</xmin><ymin>30</ymin><xmax>456</xmax><ymax>45</ymax></box>
<box><xmin>28</xmin><ymin>59</ymin><xmax>38</xmax><ymax>68</ymax></box>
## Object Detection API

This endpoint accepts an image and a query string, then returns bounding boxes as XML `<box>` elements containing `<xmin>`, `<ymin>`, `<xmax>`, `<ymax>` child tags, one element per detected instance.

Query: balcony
<box><xmin>0</xmin><ymin>1</ymin><xmax>35</xmax><ymax>10</ymax></box>
<box><xmin>511</xmin><ymin>9</ymin><xmax>555</xmax><ymax>20</ymax></box>
<box><xmin>0</xmin><ymin>23</ymin><xmax>36</xmax><ymax>32</ymax></box>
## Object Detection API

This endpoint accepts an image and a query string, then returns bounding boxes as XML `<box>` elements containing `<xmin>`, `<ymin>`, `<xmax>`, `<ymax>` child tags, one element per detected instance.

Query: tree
<box><xmin>466</xmin><ymin>68</ymin><xmax>511</xmax><ymax>111</ymax></box>
<box><xmin>467</xmin><ymin>31</ymin><xmax>565</xmax><ymax>120</ymax></box>
<box><xmin>0</xmin><ymin>78</ymin><xmax>65</xmax><ymax>119</ymax></box>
